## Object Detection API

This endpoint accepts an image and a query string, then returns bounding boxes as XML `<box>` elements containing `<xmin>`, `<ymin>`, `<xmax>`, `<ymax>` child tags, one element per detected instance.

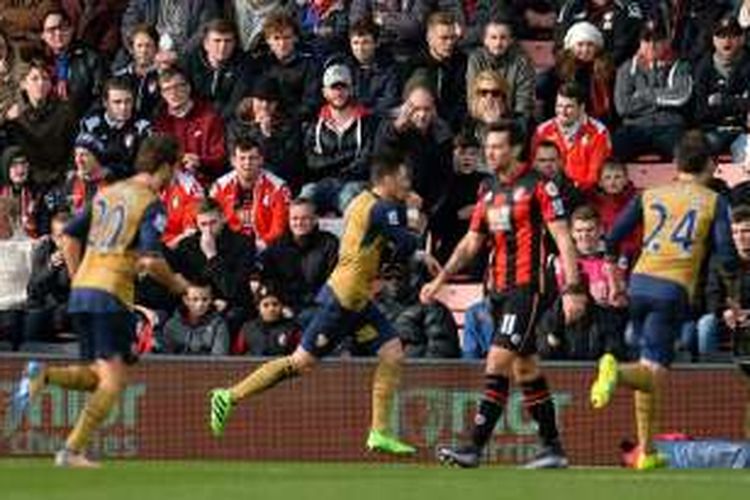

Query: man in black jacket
<box><xmin>172</xmin><ymin>198</ymin><xmax>256</xmax><ymax>335</ymax></box>
<box><xmin>374</xmin><ymin>81</ymin><xmax>454</xmax><ymax>217</ymax></box>
<box><xmin>347</xmin><ymin>18</ymin><xmax>401</xmax><ymax>119</ymax></box>
<box><xmin>692</xmin><ymin>16</ymin><xmax>750</xmax><ymax>156</ymax></box>
<box><xmin>180</xmin><ymin>18</ymin><xmax>248</xmax><ymax>120</ymax></box>
<box><xmin>404</xmin><ymin>11</ymin><xmax>467</xmax><ymax>132</ymax></box>
<box><xmin>78</xmin><ymin>77</ymin><xmax>151</xmax><ymax>180</ymax></box>
<box><xmin>40</xmin><ymin>9</ymin><xmax>104</xmax><ymax>117</ymax></box>
<box><xmin>254</xmin><ymin>12</ymin><xmax>321</xmax><ymax>122</ymax></box>
<box><xmin>260</xmin><ymin>198</ymin><xmax>338</xmax><ymax>325</ymax></box>
<box><xmin>25</xmin><ymin>211</ymin><xmax>71</xmax><ymax>342</ymax></box>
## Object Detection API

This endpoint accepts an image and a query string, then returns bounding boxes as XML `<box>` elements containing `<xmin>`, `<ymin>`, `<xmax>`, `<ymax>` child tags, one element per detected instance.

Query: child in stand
<box><xmin>0</xmin><ymin>146</ymin><xmax>37</xmax><ymax>237</ymax></box>
<box><xmin>239</xmin><ymin>285</ymin><xmax>301</xmax><ymax>356</ymax></box>
<box><xmin>539</xmin><ymin>205</ymin><xmax>629</xmax><ymax>359</ymax></box>
<box><xmin>587</xmin><ymin>160</ymin><xmax>640</xmax><ymax>261</ymax></box>
<box><xmin>161</xmin><ymin>280</ymin><xmax>230</xmax><ymax>355</ymax></box>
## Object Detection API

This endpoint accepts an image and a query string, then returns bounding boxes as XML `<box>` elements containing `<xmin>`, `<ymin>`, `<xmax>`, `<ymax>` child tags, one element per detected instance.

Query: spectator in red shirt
<box><xmin>586</xmin><ymin>160</ymin><xmax>640</xmax><ymax>260</ymax></box>
<box><xmin>532</xmin><ymin>82</ymin><xmax>611</xmax><ymax>192</ymax></box>
<box><xmin>153</xmin><ymin>67</ymin><xmax>227</xmax><ymax>187</ymax></box>
<box><xmin>210</xmin><ymin>137</ymin><xmax>291</xmax><ymax>249</ymax></box>
<box><xmin>160</xmin><ymin>165</ymin><xmax>205</xmax><ymax>248</ymax></box>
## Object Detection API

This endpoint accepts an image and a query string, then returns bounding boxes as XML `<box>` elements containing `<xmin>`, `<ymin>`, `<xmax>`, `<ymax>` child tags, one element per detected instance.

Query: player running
<box><xmin>590</xmin><ymin>131</ymin><xmax>739</xmax><ymax>470</ymax></box>
<box><xmin>8</xmin><ymin>135</ymin><xmax>189</xmax><ymax>467</ymax></box>
<box><xmin>421</xmin><ymin>123</ymin><xmax>587</xmax><ymax>468</ymax></box>
<box><xmin>209</xmin><ymin>153</ymin><xmax>438</xmax><ymax>455</ymax></box>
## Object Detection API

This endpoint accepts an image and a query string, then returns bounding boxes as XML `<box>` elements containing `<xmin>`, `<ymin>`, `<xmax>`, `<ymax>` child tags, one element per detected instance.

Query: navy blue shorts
<box><xmin>73</xmin><ymin>312</ymin><xmax>138</xmax><ymax>365</ymax></box>
<box><xmin>629</xmin><ymin>276</ymin><xmax>689</xmax><ymax>367</ymax></box>
<box><xmin>300</xmin><ymin>285</ymin><xmax>397</xmax><ymax>358</ymax></box>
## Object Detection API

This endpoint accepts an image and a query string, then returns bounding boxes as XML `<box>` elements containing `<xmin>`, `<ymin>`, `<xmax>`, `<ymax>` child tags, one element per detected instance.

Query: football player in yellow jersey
<box><xmin>209</xmin><ymin>153</ymin><xmax>439</xmax><ymax>455</ymax></box>
<box><xmin>590</xmin><ymin>131</ymin><xmax>739</xmax><ymax>469</ymax></box>
<box><xmin>8</xmin><ymin>135</ymin><xmax>189</xmax><ymax>468</ymax></box>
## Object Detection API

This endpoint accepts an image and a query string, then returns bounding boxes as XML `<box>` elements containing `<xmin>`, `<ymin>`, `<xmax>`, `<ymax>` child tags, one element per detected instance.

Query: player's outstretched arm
<box><xmin>138</xmin><ymin>255</ymin><xmax>189</xmax><ymax>296</ymax></box>
<box><xmin>420</xmin><ymin>230</ymin><xmax>485</xmax><ymax>304</ymax></box>
<box><xmin>61</xmin><ymin>235</ymin><xmax>83</xmax><ymax>278</ymax></box>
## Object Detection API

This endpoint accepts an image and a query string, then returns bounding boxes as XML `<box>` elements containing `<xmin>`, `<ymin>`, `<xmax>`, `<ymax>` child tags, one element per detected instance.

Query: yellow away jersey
<box><xmin>72</xmin><ymin>179</ymin><xmax>160</xmax><ymax>307</ymax></box>
<box><xmin>634</xmin><ymin>182</ymin><xmax>718</xmax><ymax>299</ymax></box>
<box><xmin>327</xmin><ymin>190</ymin><xmax>389</xmax><ymax>311</ymax></box>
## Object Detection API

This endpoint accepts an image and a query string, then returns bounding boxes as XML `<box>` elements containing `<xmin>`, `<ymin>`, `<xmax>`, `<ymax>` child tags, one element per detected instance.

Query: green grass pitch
<box><xmin>1</xmin><ymin>460</ymin><xmax>748</xmax><ymax>500</ymax></box>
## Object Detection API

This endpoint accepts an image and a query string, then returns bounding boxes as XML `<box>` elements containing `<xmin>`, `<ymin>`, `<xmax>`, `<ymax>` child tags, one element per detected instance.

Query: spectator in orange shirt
<box><xmin>210</xmin><ymin>137</ymin><xmax>291</xmax><ymax>250</ymax></box>
<box><xmin>532</xmin><ymin>82</ymin><xmax>611</xmax><ymax>192</ymax></box>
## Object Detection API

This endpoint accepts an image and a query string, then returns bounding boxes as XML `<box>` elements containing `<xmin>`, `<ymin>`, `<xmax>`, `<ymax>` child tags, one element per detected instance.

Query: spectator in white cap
<box><xmin>556</xmin><ymin>0</ymin><xmax>644</xmax><ymax>67</ymax></box>
<box><xmin>537</xmin><ymin>20</ymin><xmax>615</xmax><ymax>124</ymax></box>
<box><xmin>301</xmin><ymin>62</ymin><xmax>376</xmax><ymax>215</ymax></box>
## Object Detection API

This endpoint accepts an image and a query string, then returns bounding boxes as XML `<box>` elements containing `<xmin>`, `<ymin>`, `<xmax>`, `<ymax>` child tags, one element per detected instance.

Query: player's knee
<box><xmin>512</xmin><ymin>357</ymin><xmax>541</xmax><ymax>382</ymax></box>
<box><xmin>291</xmin><ymin>349</ymin><xmax>317</xmax><ymax>374</ymax></box>
<box><xmin>378</xmin><ymin>338</ymin><xmax>405</xmax><ymax>364</ymax></box>
<box><xmin>485</xmin><ymin>346</ymin><xmax>514</xmax><ymax>376</ymax></box>
<box><xmin>94</xmin><ymin>358</ymin><xmax>129</xmax><ymax>391</ymax></box>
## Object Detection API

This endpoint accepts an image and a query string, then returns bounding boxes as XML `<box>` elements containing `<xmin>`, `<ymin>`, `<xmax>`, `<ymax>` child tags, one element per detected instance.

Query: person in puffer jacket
<box><xmin>161</xmin><ymin>280</ymin><xmax>230</xmax><ymax>355</ymax></box>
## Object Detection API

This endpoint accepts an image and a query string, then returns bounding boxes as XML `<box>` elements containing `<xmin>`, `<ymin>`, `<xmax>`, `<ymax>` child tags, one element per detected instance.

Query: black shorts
<box><xmin>73</xmin><ymin>312</ymin><xmax>138</xmax><ymax>365</ymax></box>
<box><xmin>488</xmin><ymin>286</ymin><xmax>543</xmax><ymax>357</ymax></box>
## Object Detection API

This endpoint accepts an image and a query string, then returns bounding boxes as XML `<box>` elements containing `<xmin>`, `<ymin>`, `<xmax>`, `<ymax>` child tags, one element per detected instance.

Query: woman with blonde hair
<box><xmin>467</xmin><ymin>69</ymin><xmax>527</xmax><ymax>141</ymax></box>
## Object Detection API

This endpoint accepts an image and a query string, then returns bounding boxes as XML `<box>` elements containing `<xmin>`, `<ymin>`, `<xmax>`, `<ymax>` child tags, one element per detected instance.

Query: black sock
<box><xmin>470</xmin><ymin>374</ymin><xmax>509</xmax><ymax>450</ymax></box>
<box><xmin>521</xmin><ymin>376</ymin><xmax>560</xmax><ymax>449</ymax></box>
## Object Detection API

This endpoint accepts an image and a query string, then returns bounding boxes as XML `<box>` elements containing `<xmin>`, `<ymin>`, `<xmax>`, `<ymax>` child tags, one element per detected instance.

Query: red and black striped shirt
<box><xmin>470</xmin><ymin>164</ymin><xmax>566</xmax><ymax>293</ymax></box>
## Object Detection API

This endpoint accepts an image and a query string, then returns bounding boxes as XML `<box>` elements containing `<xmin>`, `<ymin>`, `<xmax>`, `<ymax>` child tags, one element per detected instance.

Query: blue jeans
<box><xmin>300</xmin><ymin>178</ymin><xmax>365</xmax><ymax>215</ymax></box>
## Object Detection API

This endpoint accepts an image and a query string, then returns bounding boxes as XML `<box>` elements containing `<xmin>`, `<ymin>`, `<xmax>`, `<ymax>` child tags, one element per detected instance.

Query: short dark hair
<box><xmin>263</xmin><ymin>11</ymin><xmax>298</xmax><ymax>37</ymax></box>
<box><xmin>290</xmin><ymin>196</ymin><xmax>317</xmax><ymax>213</ymax></box>
<box><xmin>349</xmin><ymin>17</ymin><xmax>379</xmax><ymax>39</ymax></box>
<box><xmin>483</xmin><ymin>121</ymin><xmax>516</xmax><ymax>147</ymax></box>
<box><xmin>571</xmin><ymin>205</ymin><xmax>600</xmax><ymax>224</ymax></box>
<box><xmin>203</xmin><ymin>18</ymin><xmax>237</xmax><ymax>39</ymax></box>
<box><xmin>370</xmin><ymin>151</ymin><xmax>406</xmax><ymax>184</ymax></box>
<box><xmin>557</xmin><ymin>82</ymin><xmax>585</xmax><ymax>105</ymax></box>
<box><xmin>103</xmin><ymin>77</ymin><xmax>134</xmax><ymax>100</ymax></box>
<box><xmin>40</xmin><ymin>9</ymin><xmax>71</xmax><ymax>31</ymax></box>
<box><xmin>134</xmin><ymin>135</ymin><xmax>180</xmax><ymax>174</ymax></box>
<box><xmin>484</xmin><ymin>17</ymin><xmax>514</xmax><ymax>36</ymax></box>
<box><xmin>732</xmin><ymin>205</ymin><xmax>750</xmax><ymax>224</ymax></box>
<box><xmin>454</xmin><ymin>127</ymin><xmax>480</xmax><ymax>149</ymax></box>
<box><xmin>187</xmin><ymin>276</ymin><xmax>213</xmax><ymax>293</ymax></box>
<box><xmin>231</xmin><ymin>136</ymin><xmax>264</xmax><ymax>156</ymax></box>
<box><xmin>675</xmin><ymin>130</ymin><xmax>712</xmax><ymax>174</ymax></box>
<box><xmin>16</xmin><ymin>58</ymin><xmax>49</xmax><ymax>81</ymax></box>
<box><xmin>128</xmin><ymin>23</ymin><xmax>158</xmax><ymax>47</ymax></box>
<box><xmin>535</xmin><ymin>140</ymin><xmax>562</xmax><ymax>156</ymax></box>
<box><xmin>197</xmin><ymin>197</ymin><xmax>223</xmax><ymax>216</ymax></box>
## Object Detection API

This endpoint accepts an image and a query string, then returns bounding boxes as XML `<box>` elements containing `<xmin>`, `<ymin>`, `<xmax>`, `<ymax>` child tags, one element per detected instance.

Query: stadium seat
<box><xmin>626</xmin><ymin>163</ymin><xmax>678</xmax><ymax>189</ymax></box>
<box><xmin>434</xmin><ymin>283</ymin><xmax>484</xmax><ymax>335</ymax></box>
<box><xmin>520</xmin><ymin>40</ymin><xmax>555</xmax><ymax>72</ymax></box>
<box><xmin>318</xmin><ymin>217</ymin><xmax>344</xmax><ymax>238</ymax></box>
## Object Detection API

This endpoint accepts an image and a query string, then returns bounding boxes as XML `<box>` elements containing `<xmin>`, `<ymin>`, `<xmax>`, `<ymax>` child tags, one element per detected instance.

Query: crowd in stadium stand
<box><xmin>2</xmin><ymin>0</ymin><xmax>750</xmax><ymax>361</ymax></box>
